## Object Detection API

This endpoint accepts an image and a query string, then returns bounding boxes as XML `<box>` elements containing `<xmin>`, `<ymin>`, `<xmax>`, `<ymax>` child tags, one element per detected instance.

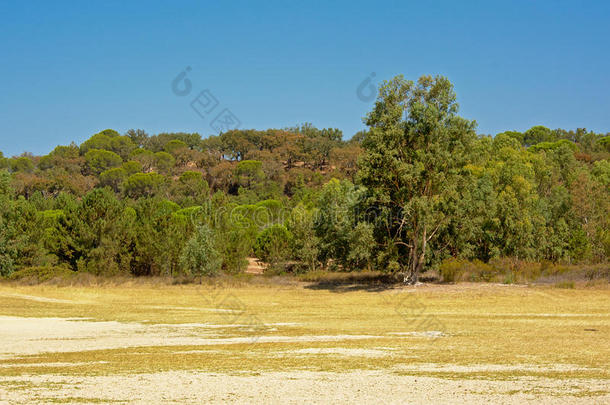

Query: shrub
<box><xmin>180</xmin><ymin>225</ymin><xmax>221</xmax><ymax>278</ymax></box>
<box><xmin>554</xmin><ymin>281</ymin><xmax>575</xmax><ymax>289</ymax></box>
<box><xmin>7</xmin><ymin>266</ymin><xmax>74</xmax><ymax>283</ymax></box>
<box><xmin>439</xmin><ymin>258</ymin><xmax>467</xmax><ymax>283</ymax></box>
<box><xmin>254</xmin><ymin>224</ymin><xmax>293</xmax><ymax>264</ymax></box>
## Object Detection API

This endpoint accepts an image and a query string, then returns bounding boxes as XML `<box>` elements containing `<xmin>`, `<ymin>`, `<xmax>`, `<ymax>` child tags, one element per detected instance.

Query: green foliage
<box><xmin>48</xmin><ymin>188</ymin><xmax>134</xmax><ymax>275</ymax></box>
<box><xmin>80</xmin><ymin>130</ymin><xmax>135</xmax><ymax>159</ymax></box>
<box><xmin>122</xmin><ymin>160</ymin><xmax>143</xmax><ymax>176</ymax></box>
<box><xmin>358</xmin><ymin>75</ymin><xmax>477</xmax><ymax>283</ymax></box>
<box><xmin>236</xmin><ymin>160</ymin><xmax>264</xmax><ymax>188</ymax></box>
<box><xmin>180</xmin><ymin>225</ymin><xmax>221</xmax><ymax>277</ymax></box>
<box><xmin>51</xmin><ymin>144</ymin><xmax>80</xmax><ymax>159</ymax></box>
<box><xmin>123</xmin><ymin>173</ymin><xmax>167</xmax><ymax>198</ymax></box>
<box><xmin>131</xmin><ymin>198</ymin><xmax>186</xmax><ymax>276</ymax></box>
<box><xmin>529</xmin><ymin>139</ymin><xmax>579</xmax><ymax>153</ymax></box>
<box><xmin>164</xmin><ymin>139</ymin><xmax>189</xmax><ymax>154</ymax></box>
<box><xmin>125</xmin><ymin>129</ymin><xmax>149</xmax><ymax>147</ymax></box>
<box><xmin>287</xmin><ymin>204</ymin><xmax>319</xmax><ymax>272</ymax></box>
<box><xmin>591</xmin><ymin>160</ymin><xmax>610</xmax><ymax>189</ymax></box>
<box><xmin>599</xmin><ymin>136</ymin><xmax>610</xmax><ymax>152</ymax></box>
<box><xmin>314</xmin><ymin>179</ymin><xmax>372</xmax><ymax>270</ymax></box>
<box><xmin>254</xmin><ymin>224</ymin><xmax>293</xmax><ymax>264</ymax></box>
<box><xmin>10</xmin><ymin>157</ymin><xmax>34</xmax><ymax>173</ymax></box>
<box><xmin>80</xmin><ymin>129</ymin><xmax>117</xmax><ymax>151</ymax></box>
<box><xmin>0</xmin><ymin>152</ymin><xmax>8</xmax><ymax>169</ymax></box>
<box><xmin>130</xmin><ymin>149</ymin><xmax>155</xmax><ymax>171</ymax></box>
<box><xmin>172</xmin><ymin>171</ymin><xmax>209</xmax><ymax>205</ymax></box>
<box><xmin>0</xmin><ymin>74</ymin><xmax>608</xmax><ymax>281</ymax></box>
<box><xmin>7</xmin><ymin>266</ymin><xmax>74</xmax><ymax>282</ymax></box>
<box><xmin>85</xmin><ymin>149</ymin><xmax>123</xmax><ymax>174</ymax></box>
<box><xmin>99</xmin><ymin>167</ymin><xmax>128</xmax><ymax>191</ymax></box>
<box><xmin>154</xmin><ymin>151</ymin><xmax>175</xmax><ymax>173</ymax></box>
<box><xmin>523</xmin><ymin>126</ymin><xmax>554</xmax><ymax>146</ymax></box>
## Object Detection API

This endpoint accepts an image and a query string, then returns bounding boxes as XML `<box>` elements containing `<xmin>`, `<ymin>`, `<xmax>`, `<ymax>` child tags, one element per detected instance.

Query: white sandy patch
<box><xmin>0</xmin><ymin>292</ymin><xmax>75</xmax><ymax>304</ymax></box>
<box><xmin>282</xmin><ymin>347</ymin><xmax>394</xmax><ymax>358</ymax></box>
<box><xmin>0</xmin><ymin>370</ymin><xmax>607</xmax><ymax>404</ymax></box>
<box><xmin>395</xmin><ymin>363</ymin><xmax>604</xmax><ymax>373</ymax></box>
<box><xmin>0</xmin><ymin>361</ymin><xmax>108</xmax><ymax>368</ymax></box>
<box><xmin>149</xmin><ymin>322</ymin><xmax>301</xmax><ymax>329</ymax></box>
<box><xmin>0</xmin><ymin>316</ymin><xmax>383</xmax><ymax>359</ymax></box>
<box><xmin>145</xmin><ymin>305</ymin><xmax>241</xmax><ymax>313</ymax></box>
<box><xmin>387</xmin><ymin>331</ymin><xmax>446</xmax><ymax>338</ymax></box>
<box><xmin>416</xmin><ymin>312</ymin><xmax>608</xmax><ymax>318</ymax></box>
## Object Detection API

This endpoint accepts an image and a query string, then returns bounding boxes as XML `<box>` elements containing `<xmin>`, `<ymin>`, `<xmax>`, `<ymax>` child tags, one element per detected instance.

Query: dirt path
<box><xmin>245</xmin><ymin>257</ymin><xmax>266</xmax><ymax>275</ymax></box>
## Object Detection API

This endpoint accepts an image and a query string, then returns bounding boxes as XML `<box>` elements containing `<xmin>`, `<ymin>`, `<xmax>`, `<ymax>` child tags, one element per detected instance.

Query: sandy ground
<box><xmin>0</xmin><ymin>315</ymin><xmax>400</xmax><ymax>359</ymax></box>
<box><xmin>0</xmin><ymin>315</ymin><xmax>608</xmax><ymax>404</ymax></box>
<box><xmin>1</xmin><ymin>370</ymin><xmax>608</xmax><ymax>404</ymax></box>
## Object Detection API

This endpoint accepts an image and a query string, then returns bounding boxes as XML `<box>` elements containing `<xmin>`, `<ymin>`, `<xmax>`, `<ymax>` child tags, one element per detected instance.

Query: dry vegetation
<box><xmin>0</xmin><ymin>280</ymin><xmax>608</xmax><ymax>403</ymax></box>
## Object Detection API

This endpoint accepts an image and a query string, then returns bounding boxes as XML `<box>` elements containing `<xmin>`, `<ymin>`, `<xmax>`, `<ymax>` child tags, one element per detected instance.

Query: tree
<box><xmin>48</xmin><ymin>188</ymin><xmax>134</xmax><ymax>274</ymax></box>
<box><xmin>131</xmin><ymin>149</ymin><xmax>155</xmax><ymax>169</ymax></box>
<box><xmin>9</xmin><ymin>157</ymin><xmax>34</xmax><ymax>173</ymax></box>
<box><xmin>125</xmin><ymin>129</ymin><xmax>149</xmax><ymax>148</ymax></box>
<box><xmin>523</xmin><ymin>126</ymin><xmax>555</xmax><ymax>146</ymax></box>
<box><xmin>131</xmin><ymin>198</ymin><xmax>186</xmax><ymax>276</ymax></box>
<box><xmin>172</xmin><ymin>171</ymin><xmax>209</xmax><ymax>205</ymax></box>
<box><xmin>0</xmin><ymin>152</ymin><xmax>8</xmax><ymax>169</ymax></box>
<box><xmin>287</xmin><ymin>203</ymin><xmax>319</xmax><ymax>272</ymax></box>
<box><xmin>235</xmin><ymin>160</ymin><xmax>264</xmax><ymax>189</ymax></box>
<box><xmin>180</xmin><ymin>225</ymin><xmax>221</xmax><ymax>279</ymax></box>
<box><xmin>153</xmin><ymin>151</ymin><xmax>175</xmax><ymax>173</ymax></box>
<box><xmin>164</xmin><ymin>139</ymin><xmax>189</xmax><ymax>154</ymax></box>
<box><xmin>123</xmin><ymin>173</ymin><xmax>167</xmax><ymax>199</ymax></box>
<box><xmin>0</xmin><ymin>171</ymin><xmax>17</xmax><ymax>275</ymax></box>
<box><xmin>358</xmin><ymin>75</ymin><xmax>477</xmax><ymax>283</ymax></box>
<box><xmin>122</xmin><ymin>160</ymin><xmax>143</xmax><ymax>176</ymax></box>
<box><xmin>84</xmin><ymin>149</ymin><xmax>122</xmax><ymax>175</ymax></box>
<box><xmin>254</xmin><ymin>224</ymin><xmax>293</xmax><ymax>265</ymax></box>
<box><xmin>99</xmin><ymin>167</ymin><xmax>127</xmax><ymax>192</ymax></box>
<box><xmin>80</xmin><ymin>129</ymin><xmax>122</xmax><ymax>154</ymax></box>
<box><xmin>109</xmin><ymin>136</ymin><xmax>136</xmax><ymax>160</ymax></box>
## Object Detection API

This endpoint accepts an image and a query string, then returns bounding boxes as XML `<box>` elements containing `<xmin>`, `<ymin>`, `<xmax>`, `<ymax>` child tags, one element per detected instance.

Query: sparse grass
<box><xmin>554</xmin><ymin>281</ymin><xmax>575</xmax><ymax>289</ymax></box>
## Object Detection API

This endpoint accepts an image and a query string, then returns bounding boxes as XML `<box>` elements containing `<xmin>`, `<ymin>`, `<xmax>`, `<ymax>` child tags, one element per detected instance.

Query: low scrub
<box><xmin>7</xmin><ymin>266</ymin><xmax>75</xmax><ymax>284</ymax></box>
<box><xmin>438</xmin><ymin>258</ymin><xmax>609</xmax><ymax>284</ymax></box>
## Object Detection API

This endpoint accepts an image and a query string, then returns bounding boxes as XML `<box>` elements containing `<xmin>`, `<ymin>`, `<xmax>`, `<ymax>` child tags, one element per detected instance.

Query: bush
<box><xmin>254</xmin><ymin>224</ymin><xmax>293</xmax><ymax>264</ymax></box>
<box><xmin>180</xmin><ymin>225</ymin><xmax>222</xmax><ymax>278</ymax></box>
<box><xmin>554</xmin><ymin>281</ymin><xmax>575</xmax><ymax>289</ymax></box>
<box><xmin>439</xmin><ymin>258</ymin><xmax>504</xmax><ymax>282</ymax></box>
<box><xmin>438</xmin><ymin>258</ymin><xmax>467</xmax><ymax>283</ymax></box>
<box><xmin>7</xmin><ymin>266</ymin><xmax>74</xmax><ymax>283</ymax></box>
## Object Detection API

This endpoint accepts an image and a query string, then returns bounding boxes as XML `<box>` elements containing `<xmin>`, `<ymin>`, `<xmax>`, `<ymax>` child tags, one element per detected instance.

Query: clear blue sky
<box><xmin>1</xmin><ymin>0</ymin><xmax>609</xmax><ymax>156</ymax></box>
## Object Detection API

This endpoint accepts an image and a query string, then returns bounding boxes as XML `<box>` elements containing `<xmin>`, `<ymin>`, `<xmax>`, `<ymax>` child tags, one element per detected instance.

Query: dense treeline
<box><xmin>0</xmin><ymin>75</ymin><xmax>608</xmax><ymax>282</ymax></box>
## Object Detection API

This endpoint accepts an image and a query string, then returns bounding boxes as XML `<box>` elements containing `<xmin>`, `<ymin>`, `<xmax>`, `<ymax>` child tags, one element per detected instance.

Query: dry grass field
<box><xmin>0</xmin><ymin>280</ymin><xmax>608</xmax><ymax>404</ymax></box>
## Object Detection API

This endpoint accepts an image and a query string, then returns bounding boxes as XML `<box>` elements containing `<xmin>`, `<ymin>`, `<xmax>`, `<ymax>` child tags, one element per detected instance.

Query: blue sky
<box><xmin>1</xmin><ymin>0</ymin><xmax>609</xmax><ymax>156</ymax></box>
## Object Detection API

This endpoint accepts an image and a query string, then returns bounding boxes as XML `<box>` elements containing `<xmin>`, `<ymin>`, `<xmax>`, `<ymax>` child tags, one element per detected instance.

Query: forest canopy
<box><xmin>0</xmin><ymin>75</ymin><xmax>608</xmax><ymax>283</ymax></box>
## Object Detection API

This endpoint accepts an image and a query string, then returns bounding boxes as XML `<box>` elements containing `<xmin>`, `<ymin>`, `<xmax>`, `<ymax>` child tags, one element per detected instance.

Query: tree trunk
<box><xmin>405</xmin><ymin>226</ymin><xmax>427</xmax><ymax>285</ymax></box>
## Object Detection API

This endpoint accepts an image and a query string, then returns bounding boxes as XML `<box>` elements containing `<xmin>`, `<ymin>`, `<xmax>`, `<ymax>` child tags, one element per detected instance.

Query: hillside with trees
<box><xmin>1</xmin><ymin>75</ymin><xmax>608</xmax><ymax>283</ymax></box>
